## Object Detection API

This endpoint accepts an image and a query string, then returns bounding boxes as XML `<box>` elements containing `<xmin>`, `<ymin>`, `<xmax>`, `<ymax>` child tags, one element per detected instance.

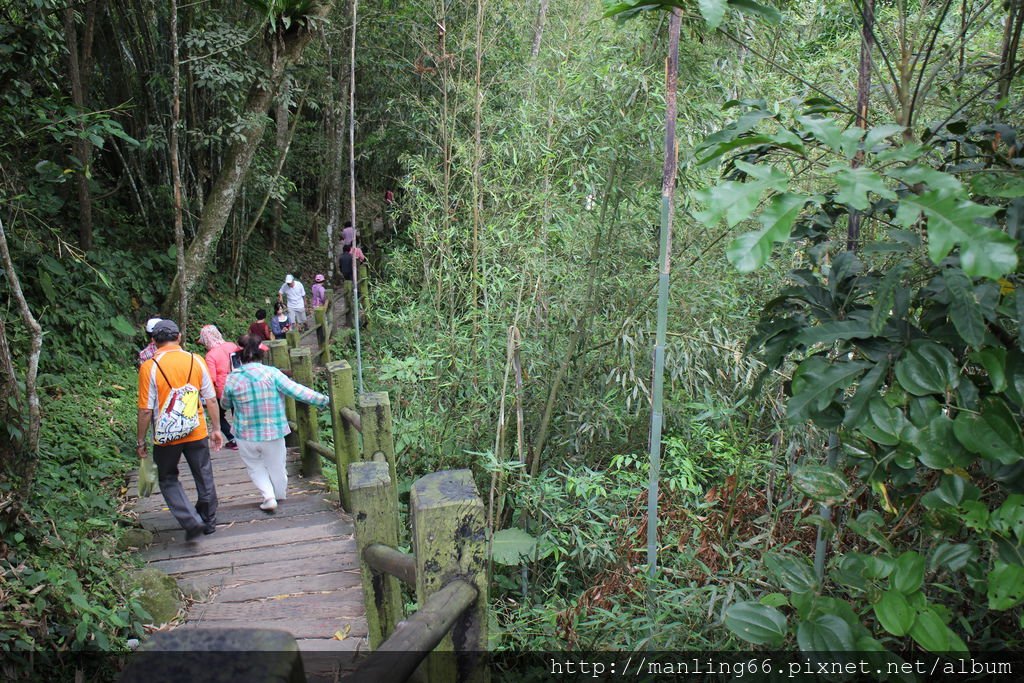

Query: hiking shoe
<box><xmin>225</xmin><ymin>441</ymin><xmax>239</xmax><ymax>451</ymax></box>
<box><xmin>259</xmin><ymin>498</ymin><xmax>278</xmax><ymax>513</ymax></box>
<box><xmin>185</xmin><ymin>525</ymin><xmax>204</xmax><ymax>542</ymax></box>
<box><xmin>203</xmin><ymin>522</ymin><xmax>217</xmax><ymax>535</ymax></box>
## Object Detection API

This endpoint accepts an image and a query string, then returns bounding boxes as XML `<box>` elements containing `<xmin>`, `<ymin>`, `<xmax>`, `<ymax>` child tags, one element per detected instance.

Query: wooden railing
<box><xmin>123</xmin><ymin>305</ymin><xmax>489</xmax><ymax>683</ymax></box>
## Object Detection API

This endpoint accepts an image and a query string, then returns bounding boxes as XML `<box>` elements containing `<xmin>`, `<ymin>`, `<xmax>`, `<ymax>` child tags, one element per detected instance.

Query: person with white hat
<box><xmin>277</xmin><ymin>274</ymin><xmax>307</xmax><ymax>331</ymax></box>
<box><xmin>137</xmin><ymin>317</ymin><xmax>162</xmax><ymax>365</ymax></box>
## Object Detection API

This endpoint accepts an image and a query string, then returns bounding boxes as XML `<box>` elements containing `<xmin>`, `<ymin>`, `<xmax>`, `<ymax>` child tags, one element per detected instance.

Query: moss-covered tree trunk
<box><xmin>164</xmin><ymin>5</ymin><xmax>331</xmax><ymax>317</ymax></box>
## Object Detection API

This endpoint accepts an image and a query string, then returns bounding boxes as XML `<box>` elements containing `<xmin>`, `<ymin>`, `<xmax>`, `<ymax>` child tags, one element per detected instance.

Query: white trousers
<box><xmin>236</xmin><ymin>437</ymin><xmax>288</xmax><ymax>502</ymax></box>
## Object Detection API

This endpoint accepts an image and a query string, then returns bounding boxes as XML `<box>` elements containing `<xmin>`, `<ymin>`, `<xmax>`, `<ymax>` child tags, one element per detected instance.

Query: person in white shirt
<box><xmin>277</xmin><ymin>274</ymin><xmax>308</xmax><ymax>331</ymax></box>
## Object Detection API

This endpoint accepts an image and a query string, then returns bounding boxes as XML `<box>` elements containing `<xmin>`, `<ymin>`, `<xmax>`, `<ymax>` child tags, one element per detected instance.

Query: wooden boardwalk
<box><xmin>132</xmin><ymin>446</ymin><xmax>367</xmax><ymax>680</ymax></box>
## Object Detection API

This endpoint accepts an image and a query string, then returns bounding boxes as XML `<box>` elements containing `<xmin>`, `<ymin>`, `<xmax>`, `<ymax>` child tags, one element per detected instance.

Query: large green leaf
<box><xmin>909</xmin><ymin>609</ymin><xmax>951</xmax><ymax>651</ymax></box>
<box><xmin>894</xmin><ymin>342</ymin><xmax>960</xmax><ymax>396</ymax></box>
<box><xmin>991</xmin><ymin>494</ymin><xmax>1024</xmax><ymax>540</ymax></box>
<box><xmin>764</xmin><ymin>552</ymin><xmax>817</xmax><ymax>593</ymax></box>
<box><xmin>915</xmin><ymin>413</ymin><xmax>971</xmax><ymax>470</ymax></box>
<box><xmin>953</xmin><ymin>397</ymin><xmax>1024</xmax><ymax>465</ymax></box>
<box><xmin>929</xmin><ymin>543</ymin><xmax>979</xmax><ymax>573</ymax></box>
<box><xmin>788</xmin><ymin>357</ymin><xmax>870</xmax><ymax>422</ymax></box>
<box><xmin>901</xmin><ymin>191</ymin><xmax>1012</xmax><ymax>280</ymax></box>
<box><xmin>988</xmin><ymin>562</ymin><xmax>1024</xmax><ymax>610</ymax></box>
<box><xmin>698</xmin><ymin>0</ymin><xmax>727</xmax><ymax>27</ymax></box>
<box><xmin>726</xmin><ymin>193</ymin><xmax>809</xmax><ymax>272</ymax></box>
<box><xmin>920</xmin><ymin>474</ymin><xmax>977</xmax><ymax>510</ymax></box>
<box><xmin>870</xmin><ymin>263</ymin><xmax>907</xmax><ymax>334</ymax></box>
<box><xmin>874</xmin><ymin>590</ymin><xmax>914</xmax><ymax>636</ymax></box>
<box><xmin>891</xmin><ymin>551</ymin><xmax>925</xmax><ymax>594</ymax></box>
<box><xmin>834</xmin><ymin>166</ymin><xmax>896</xmax><ymax>211</ymax></box>
<box><xmin>794</xmin><ymin>320</ymin><xmax>873</xmax><ymax>349</ymax></box>
<box><xmin>491</xmin><ymin>528</ymin><xmax>539</xmax><ymax>565</ymax></box>
<box><xmin>792</xmin><ymin>464</ymin><xmax>849</xmax><ymax>505</ymax></box>
<box><xmin>694</xmin><ymin>180</ymin><xmax>766</xmax><ymax>228</ymax></box>
<box><xmin>970</xmin><ymin>172</ymin><xmax>1024</xmax><ymax>199</ymax></box>
<box><xmin>844</xmin><ymin>360</ymin><xmax>889</xmax><ymax>428</ymax></box>
<box><xmin>942</xmin><ymin>268</ymin><xmax>986</xmax><ymax>349</ymax></box>
<box><xmin>797</xmin><ymin>116</ymin><xmax>861</xmax><ymax>157</ymax></box>
<box><xmin>724</xmin><ymin>601</ymin><xmax>787</xmax><ymax>646</ymax></box>
<box><xmin>796</xmin><ymin>614</ymin><xmax>855</xmax><ymax>651</ymax></box>
<box><xmin>863</xmin><ymin>124</ymin><xmax>906</xmax><ymax>151</ymax></box>
<box><xmin>859</xmin><ymin>397</ymin><xmax>907</xmax><ymax>446</ymax></box>
<box><xmin>970</xmin><ymin>347</ymin><xmax>1007</xmax><ymax>393</ymax></box>
<box><xmin>888</xmin><ymin>165</ymin><xmax>963</xmax><ymax>194</ymax></box>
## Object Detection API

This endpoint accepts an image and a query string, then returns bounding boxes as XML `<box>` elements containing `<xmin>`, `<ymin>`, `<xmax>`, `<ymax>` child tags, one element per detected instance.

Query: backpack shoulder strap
<box><xmin>151</xmin><ymin>356</ymin><xmax>172</xmax><ymax>390</ymax></box>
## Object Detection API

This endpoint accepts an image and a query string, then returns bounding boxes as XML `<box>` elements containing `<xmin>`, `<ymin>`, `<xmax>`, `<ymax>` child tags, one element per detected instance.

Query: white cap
<box><xmin>285</xmin><ymin>274</ymin><xmax>294</xmax><ymax>283</ymax></box>
<box><xmin>145</xmin><ymin>317</ymin><xmax>162</xmax><ymax>334</ymax></box>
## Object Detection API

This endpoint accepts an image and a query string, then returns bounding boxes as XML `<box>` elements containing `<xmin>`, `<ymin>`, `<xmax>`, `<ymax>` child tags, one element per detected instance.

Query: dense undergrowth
<box><xmin>0</xmin><ymin>363</ymin><xmax>147</xmax><ymax>666</ymax></box>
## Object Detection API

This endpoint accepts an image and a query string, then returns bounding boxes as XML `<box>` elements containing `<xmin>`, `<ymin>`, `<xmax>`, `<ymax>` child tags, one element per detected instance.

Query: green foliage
<box><xmin>703</xmin><ymin>76</ymin><xmax>1024</xmax><ymax>654</ymax></box>
<box><xmin>1</xmin><ymin>365</ymin><xmax>149</xmax><ymax>666</ymax></box>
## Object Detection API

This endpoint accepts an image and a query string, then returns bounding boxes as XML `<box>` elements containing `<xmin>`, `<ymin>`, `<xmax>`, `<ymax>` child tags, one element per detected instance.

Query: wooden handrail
<box><xmin>307</xmin><ymin>440</ymin><xmax>335</xmax><ymax>461</ymax></box>
<box><xmin>342</xmin><ymin>579</ymin><xmax>478</xmax><ymax>683</ymax></box>
<box><xmin>362</xmin><ymin>543</ymin><xmax>416</xmax><ymax>585</ymax></box>
<box><xmin>339</xmin><ymin>407</ymin><xmax>361</xmax><ymax>432</ymax></box>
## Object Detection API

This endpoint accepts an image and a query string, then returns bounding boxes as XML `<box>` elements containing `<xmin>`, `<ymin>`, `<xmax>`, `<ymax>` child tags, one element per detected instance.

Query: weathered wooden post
<box><xmin>358</xmin><ymin>262</ymin><xmax>369</xmax><ymax>317</ymax></box>
<box><xmin>343</xmin><ymin>280</ymin><xmax>354</xmax><ymax>327</ymax></box>
<box><xmin>348</xmin><ymin>461</ymin><xmax>403</xmax><ymax>648</ymax></box>
<box><xmin>411</xmin><ymin>470</ymin><xmax>488</xmax><ymax>683</ymax></box>
<box><xmin>266</xmin><ymin>339</ymin><xmax>298</xmax><ymax>448</ymax></box>
<box><xmin>314</xmin><ymin>306</ymin><xmax>327</xmax><ymax>348</ymax></box>
<box><xmin>327</xmin><ymin>360</ymin><xmax>359</xmax><ymax>509</ymax></box>
<box><xmin>359</xmin><ymin>392</ymin><xmax>396</xmax><ymax>488</ymax></box>
<box><xmin>289</xmin><ymin>347</ymin><xmax>320</xmax><ymax>477</ymax></box>
<box><xmin>286</xmin><ymin>328</ymin><xmax>300</xmax><ymax>350</ymax></box>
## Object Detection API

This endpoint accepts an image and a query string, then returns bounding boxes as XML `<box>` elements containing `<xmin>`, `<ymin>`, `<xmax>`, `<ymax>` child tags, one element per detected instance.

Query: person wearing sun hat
<box><xmin>137</xmin><ymin>317</ymin><xmax>162</xmax><ymax>365</ymax></box>
<box><xmin>311</xmin><ymin>273</ymin><xmax>327</xmax><ymax>308</ymax></box>
<box><xmin>277</xmin><ymin>273</ymin><xmax>307</xmax><ymax>331</ymax></box>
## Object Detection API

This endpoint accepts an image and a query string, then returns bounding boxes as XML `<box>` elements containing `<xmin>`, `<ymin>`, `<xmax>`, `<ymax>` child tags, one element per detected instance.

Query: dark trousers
<box><xmin>219</xmin><ymin>399</ymin><xmax>235</xmax><ymax>443</ymax></box>
<box><xmin>152</xmin><ymin>437</ymin><xmax>218</xmax><ymax>533</ymax></box>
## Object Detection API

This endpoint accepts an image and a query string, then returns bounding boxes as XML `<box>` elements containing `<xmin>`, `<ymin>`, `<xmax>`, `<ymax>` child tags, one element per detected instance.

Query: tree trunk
<box><xmin>0</xmin><ymin>215</ymin><xmax>43</xmax><ymax>512</ymax></box>
<box><xmin>170</xmin><ymin>0</ymin><xmax>187</xmax><ymax>330</ymax></box>
<box><xmin>272</xmin><ymin>76</ymin><xmax>290</xmax><ymax>250</ymax></box>
<box><xmin>64</xmin><ymin>1</ymin><xmax>101</xmax><ymax>251</ymax></box>
<box><xmin>646</xmin><ymin>7</ymin><xmax>681</xmax><ymax>579</ymax></box>
<box><xmin>847</xmin><ymin>0</ymin><xmax>874</xmax><ymax>251</ymax></box>
<box><xmin>530</xmin><ymin>0</ymin><xmax>549</xmax><ymax>61</ymax></box>
<box><xmin>998</xmin><ymin>0</ymin><xmax>1024</xmax><ymax>102</ymax></box>
<box><xmin>325</xmin><ymin>41</ymin><xmax>347</xmax><ymax>280</ymax></box>
<box><xmin>164</xmin><ymin>5</ymin><xmax>332</xmax><ymax>316</ymax></box>
<box><xmin>471</xmin><ymin>0</ymin><xmax>485</xmax><ymax>320</ymax></box>
<box><xmin>349</xmin><ymin>0</ymin><xmax>365</xmax><ymax>393</ymax></box>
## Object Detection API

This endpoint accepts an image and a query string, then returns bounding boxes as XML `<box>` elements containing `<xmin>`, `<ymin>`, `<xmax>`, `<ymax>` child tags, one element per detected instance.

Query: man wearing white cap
<box><xmin>277</xmin><ymin>274</ymin><xmax>307</xmax><ymax>331</ymax></box>
<box><xmin>138</xmin><ymin>317</ymin><xmax>162</xmax><ymax>365</ymax></box>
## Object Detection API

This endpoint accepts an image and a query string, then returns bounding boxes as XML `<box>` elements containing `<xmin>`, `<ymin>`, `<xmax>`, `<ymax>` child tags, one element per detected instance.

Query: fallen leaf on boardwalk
<box><xmin>333</xmin><ymin>625</ymin><xmax>351</xmax><ymax>641</ymax></box>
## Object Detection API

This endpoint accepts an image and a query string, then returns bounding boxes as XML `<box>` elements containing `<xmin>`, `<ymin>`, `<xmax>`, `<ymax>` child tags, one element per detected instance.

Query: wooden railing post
<box><xmin>313</xmin><ymin>306</ymin><xmax>331</xmax><ymax>365</ymax></box>
<box><xmin>348</xmin><ymin>461</ymin><xmax>402</xmax><ymax>649</ymax></box>
<box><xmin>343</xmin><ymin>280</ymin><xmax>354</xmax><ymax>327</ymax></box>
<box><xmin>356</xmin><ymin>264</ymin><xmax>368</xmax><ymax>325</ymax></box>
<box><xmin>266</xmin><ymin>339</ymin><xmax>298</xmax><ymax>448</ymax></box>
<box><xmin>327</xmin><ymin>360</ymin><xmax>359</xmax><ymax>509</ymax></box>
<box><xmin>289</xmin><ymin>347</ymin><xmax>320</xmax><ymax>477</ymax></box>
<box><xmin>358</xmin><ymin>392</ymin><xmax>397</xmax><ymax>490</ymax></box>
<box><xmin>286</xmin><ymin>328</ymin><xmax>300</xmax><ymax>350</ymax></box>
<box><xmin>411</xmin><ymin>470</ymin><xmax>488</xmax><ymax>683</ymax></box>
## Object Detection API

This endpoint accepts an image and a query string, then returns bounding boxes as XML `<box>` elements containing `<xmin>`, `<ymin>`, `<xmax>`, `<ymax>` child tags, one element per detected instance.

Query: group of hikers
<box><xmin>134</xmin><ymin>225</ymin><xmax>368</xmax><ymax>542</ymax></box>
